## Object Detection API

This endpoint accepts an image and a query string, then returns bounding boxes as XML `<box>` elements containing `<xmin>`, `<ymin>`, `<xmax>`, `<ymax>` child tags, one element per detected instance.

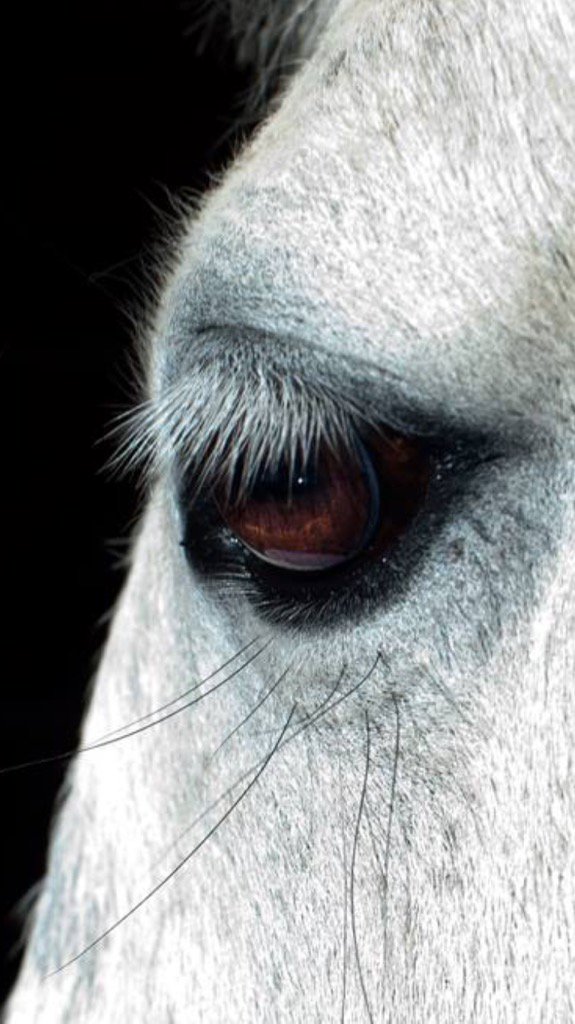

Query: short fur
<box><xmin>5</xmin><ymin>0</ymin><xmax>575</xmax><ymax>1020</ymax></box>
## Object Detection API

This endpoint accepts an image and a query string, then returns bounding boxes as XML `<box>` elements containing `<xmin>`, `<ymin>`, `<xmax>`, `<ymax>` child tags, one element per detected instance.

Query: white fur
<box><xmin>5</xmin><ymin>0</ymin><xmax>575</xmax><ymax>1020</ymax></box>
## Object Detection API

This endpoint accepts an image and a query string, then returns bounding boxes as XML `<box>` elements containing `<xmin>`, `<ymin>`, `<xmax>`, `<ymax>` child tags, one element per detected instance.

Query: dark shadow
<box><xmin>0</xmin><ymin>0</ymin><xmax>251</xmax><ymax>1002</ymax></box>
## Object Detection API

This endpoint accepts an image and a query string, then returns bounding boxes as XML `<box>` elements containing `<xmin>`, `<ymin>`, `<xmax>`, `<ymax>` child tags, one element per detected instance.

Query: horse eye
<box><xmin>218</xmin><ymin>433</ymin><xmax>430</xmax><ymax>574</ymax></box>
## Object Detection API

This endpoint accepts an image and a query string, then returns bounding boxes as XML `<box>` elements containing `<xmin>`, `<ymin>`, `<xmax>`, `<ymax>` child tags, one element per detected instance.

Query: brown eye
<box><xmin>219</xmin><ymin>432</ymin><xmax>430</xmax><ymax>574</ymax></box>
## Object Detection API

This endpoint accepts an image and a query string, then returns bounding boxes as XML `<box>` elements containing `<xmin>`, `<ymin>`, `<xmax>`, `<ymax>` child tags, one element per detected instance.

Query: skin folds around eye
<box><xmin>219</xmin><ymin>433</ymin><xmax>430</xmax><ymax>573</ymax></box>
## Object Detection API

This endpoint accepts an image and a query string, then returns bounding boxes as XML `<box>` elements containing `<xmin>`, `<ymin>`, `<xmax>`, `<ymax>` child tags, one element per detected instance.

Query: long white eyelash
<box><xmin>109</xmin><ymin>352</ymin><xmax>383</xmax><ymax>505</ymax></box>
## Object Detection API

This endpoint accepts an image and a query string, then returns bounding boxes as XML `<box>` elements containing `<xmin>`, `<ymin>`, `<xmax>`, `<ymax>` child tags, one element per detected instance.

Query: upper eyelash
<box><xmin>180</xmin><ymin>423</ymin><xmax>512</xmax><ymax>632</ymax></box>
<box><xmin>110</xmin><ymin>348</ymin><xmax>392</xmax><ymax>506</ymax></box>
<box><xmin>110</xmin><ymin>324</ymin><xmax>513</xmax><ymax>521</ymax></box>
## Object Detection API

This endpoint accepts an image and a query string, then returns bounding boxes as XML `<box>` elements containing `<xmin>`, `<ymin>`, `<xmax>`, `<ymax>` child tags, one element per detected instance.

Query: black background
<box><xmin>0</xmin><ymin>1</ymin><xmax>250</xmax><ymax>1002</ymax></box>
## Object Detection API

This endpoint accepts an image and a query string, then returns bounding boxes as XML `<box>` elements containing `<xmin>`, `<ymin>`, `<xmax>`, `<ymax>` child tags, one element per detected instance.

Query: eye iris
<box><xmin>219</xmin><ymin>433</ymin><xmax>429</xmax><ymax>574</ymax></box>
<box><xmin>223</xmin><ymin>447</ymin><xmax>377</xmax><ymax>571</ymax></box>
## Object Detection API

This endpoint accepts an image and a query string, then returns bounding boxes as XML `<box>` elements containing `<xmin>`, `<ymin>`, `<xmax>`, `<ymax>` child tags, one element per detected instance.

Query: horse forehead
<box><xmin>253</xmin><ymin>6</ymin><xmax>571</xmax><ymax>243</ymax></box>
<box><xmin>181</xmin><ymin>0</ymin><xmax>575</xmax><ymax>390</ymax></box>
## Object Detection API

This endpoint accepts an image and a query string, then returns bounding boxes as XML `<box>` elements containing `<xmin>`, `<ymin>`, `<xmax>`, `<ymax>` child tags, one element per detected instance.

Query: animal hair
<box><xmin>113</xmin><ymin>332</ymin><xmax>400</xmax><ymax>507</ymax></box>
<box><xmin>189</xmin><ymin>0</ymin><xmax>332</xmax><ymax>114</ymax></box>
<box><xmin>5</xmin><ymin>0</ymin><xmax>575</xmax><ymax>1021</ymax></box>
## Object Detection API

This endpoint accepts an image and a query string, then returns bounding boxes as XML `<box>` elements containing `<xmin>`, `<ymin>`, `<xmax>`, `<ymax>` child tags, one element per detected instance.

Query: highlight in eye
<box><xmin>217</xmin><ymin>431</ymin><xmax>430</xmax><ymax>575</ymax></box>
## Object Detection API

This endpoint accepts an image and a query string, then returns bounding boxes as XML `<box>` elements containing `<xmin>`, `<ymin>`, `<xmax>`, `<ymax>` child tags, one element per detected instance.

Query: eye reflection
<box><xmin>218</xmin><ymin>432</ymin><xmax>430</xmax><ymax>574</ymax></box>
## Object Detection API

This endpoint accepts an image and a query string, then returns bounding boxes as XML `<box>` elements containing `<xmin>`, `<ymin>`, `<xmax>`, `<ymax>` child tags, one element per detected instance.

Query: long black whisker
<box><xmin>45</xmin><ymin>703</ymin><xmax>297</xmax><ymax>977</ymax></box>
<box><xmin>155</xmin><ymin>661</ymin><xmax>295</xmax><ymax>868</ymax></box>
<box><xmin>283</xmin><ymin>654</ymin><xmax>381</xmax><ymax>748</ymax></box>
<box><xmin>99</xmin><ymin>636</ymin><xmax>263</xmax><ymax>740</ymax></box>
<box><xmin>290</xmin><ymin>664</ymin><xmax>347</xmax><ymax>731</ymax></box>
<box><xmin>152</xmin><ymin>764</ymin><xmax>261</xmax><ymax>870</ymax></box>
<box><xmin>253</xmin><ymin>663</ymin><xmax>348</xmax><ymax>737</ymax></box>
<box><xmin>0</xmin><ymin>641</ymin><xmax>272</xmax><ymax>776</ymax></box>
<box><xmin>305</xmin><ymin>654</ymin><xmax>381</xmax><ymax>730</ymax></box>
<box><xmin>364</xmin><ymin>803</ymin><xmax>385</xmax><ymax>883</ymax></box>
<box><xmin>339</xmin><ymin>757</ymin><xmax>349</xmax><ymax>1024</ymax></box>
<box><xmin>364</xmin><ymin>801</ymin><xmax>389</xmax><ymax>990</ymax></box>
<box><xmin>155</xmin><ymin>661</ymin><xmax>345</xmax><ymax>868</ymax></box>
<box><xmin>382</xmin><ymin>694</ymin><xmax>401</xmax><ymax>985</ymax></box>
<box><xmin>208</xmin><ymin>660</ymin><xmax>296</xmax><ymax>764</ymax></box>
<box><xmin>156</xmin><ymin>658</ymin><xmax>375</xmax><ymax>870</ymax></box>
<box><xmin>350</xmin><ymin>711</ymin><xmax>374</xmax><ymax>1024</ymax></box>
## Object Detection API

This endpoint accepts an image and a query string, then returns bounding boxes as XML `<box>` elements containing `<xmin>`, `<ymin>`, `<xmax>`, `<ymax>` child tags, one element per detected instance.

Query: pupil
<box><xmin>221</xmin><ymin>442</ymin><xmax>378</xmax><ymax>573</ymax></box>
<box><xmin>250</xmin><ymin>460</ymin><xmax>318</xmax><ymax>503</ymax></box>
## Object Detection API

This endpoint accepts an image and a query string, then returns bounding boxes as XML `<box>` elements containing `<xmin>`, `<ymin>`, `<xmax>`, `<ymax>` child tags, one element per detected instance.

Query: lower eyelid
<box><xmin>179</xmin><ymin>417</ymin><xmax>513</xmax><ymax>631</ymax></box>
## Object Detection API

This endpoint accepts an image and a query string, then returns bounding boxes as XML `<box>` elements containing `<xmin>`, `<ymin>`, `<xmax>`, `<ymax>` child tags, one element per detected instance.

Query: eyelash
<box><xmin>179</xmin><ymin>420</ymin><xmax>501</xmax><ymax>633</ymax></box>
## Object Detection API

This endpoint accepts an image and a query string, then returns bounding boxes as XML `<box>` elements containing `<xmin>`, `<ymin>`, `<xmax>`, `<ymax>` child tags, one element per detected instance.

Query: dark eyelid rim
<box><xmin>163</xmin><ymin>323</ymin><xmax>532</xmax><ymax>507</ymax></box>
<box><xmin>166</xmin><ymin>321</ymin><xmax>534</xmax><ymax>463</ymax></box>
<box><xmin>179</xmin><ymin>435</ymin><xmax>505</xmax><ymax>633</ymax></box>
<box><xmin>174</xmin><ymin>327</ymin><xmax>529</xmax><ymax>631</ymax></box>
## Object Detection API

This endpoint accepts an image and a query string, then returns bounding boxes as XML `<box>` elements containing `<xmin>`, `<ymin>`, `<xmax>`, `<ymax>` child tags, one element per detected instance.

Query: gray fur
<box><xmin>5</xmin><ymin>0</ymin><xmax>575</xmax><ymax>1020</ymax></box>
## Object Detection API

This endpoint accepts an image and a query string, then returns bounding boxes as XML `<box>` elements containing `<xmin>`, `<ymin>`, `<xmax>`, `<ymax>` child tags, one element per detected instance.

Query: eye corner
<box><xmin>177</xmin><ymin>400</ymin><xmax>514</xmax><ymax>634</ymax></box>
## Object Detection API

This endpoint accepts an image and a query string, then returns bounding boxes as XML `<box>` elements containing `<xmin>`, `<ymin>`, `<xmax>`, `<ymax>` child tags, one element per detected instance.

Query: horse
<box><xmin>5</xmin><ymin>0</ymin><xmax>575</xmax><ymax>1019</ymax></box>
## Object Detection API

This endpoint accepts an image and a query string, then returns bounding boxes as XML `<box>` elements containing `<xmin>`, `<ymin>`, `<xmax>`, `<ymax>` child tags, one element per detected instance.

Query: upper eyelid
<box><xmin>114</xmin><ymin>323</ymin><xmax>525</xmax><ymax>495</ymax></box>
<box><xmin>161</xmin><ymin>321</ymin><xmax>536</xmax><ymax>443</ymax></box>
<box><xmin>115</xmin><ymin>327</ymin><xmax>391</xmax><ymax>480</ymax></box>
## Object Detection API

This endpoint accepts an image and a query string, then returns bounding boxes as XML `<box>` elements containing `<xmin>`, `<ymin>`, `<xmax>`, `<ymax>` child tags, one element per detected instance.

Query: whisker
<box><xmin>155</xmin><ymin>661</ymin><xmax>345</xmax><ymax>868</ymax></box>
<box><xmin>363</xmin><ymin>801</ymin><xmax>389</xmax><ymax>997</ymax></box>
<box><xmin>382</xmin><ymin>694</ymin><xmax>401</xmax><ymax>984</ymax></box>
<box><xmin>364</xmin><ymin>802</ymin><xmax>386</xmax><ymax>893</ymax></box>
<box><xmin>45</xmin><ymin>703</ymin><xmax>297</xmax><ymax>977</ymax></box>
<box><xmin>289</xmin><ymin>664</ymin><xmax>347</xmax><ymax>731</ymax></box>
<box><xmin>339</xmin><ymin>757</ymin><xmax>349</xmax><ymax>1024</ymax></box>
<box><xmin>152</xmin><ymin>763</ymin><xmax>262</xmax><ymax>870</ymax></box>
<box><xmin>155</xmin><ymin>661</ymin><xmax>296</xmax><ymax>868</ymax></box>
<box><xmin>156</xmin><ymin>658</ymin><xmax>378</xmax><ymax>871</ymax></box>
<box><xmin>350</xmin><ymin>711</ymin><xmax>374</xmax><ymax>1024</ymax></box>
<box><xmin>285</xmin><ymin>654</ymin><xmax>381</xmax><ymax>747</ymax></box>
<box><xmin>0</xmin><ymin>641</ymin><xmax>272</xmax><ymax>776</ymax></box>
<box><xmin>98</xmin><ymin>636</ymin><xmax>263</xmax><ymax>740</ymax></box>
<box><xmin>208</xmin><ymin>659</ymin><xmax>296</xmax><ymax>764</ymax></box>
<box><xmin>256</xmin><ymin>655</ymin><xmax>380</xmax><ymax>742</ymax></box>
